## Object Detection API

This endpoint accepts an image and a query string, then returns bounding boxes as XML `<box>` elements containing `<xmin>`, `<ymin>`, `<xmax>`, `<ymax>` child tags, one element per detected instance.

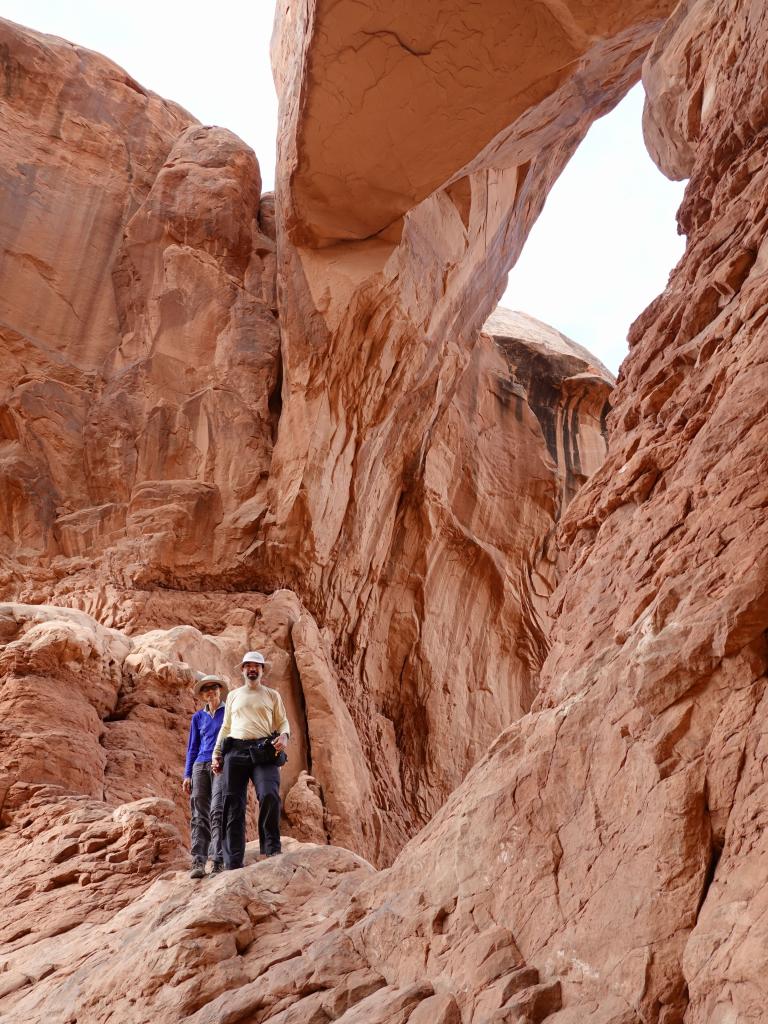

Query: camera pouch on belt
<box><xmin>226</xmin><ymin>734</ymin><xmax>288</xmax><ymax>767</ymax></box>
<box><xmin>261</xmin><ymin>731</ymin><xmax>288</xmax><ymax>766</ymax></box>
<box><xmin>251</xmin><ymin>736</ymin><xmax>279</xmax><ymax>765</ymax></box>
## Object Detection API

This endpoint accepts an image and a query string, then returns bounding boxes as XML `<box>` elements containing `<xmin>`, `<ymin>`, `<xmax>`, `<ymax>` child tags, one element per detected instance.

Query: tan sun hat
<box><xmin>193</xmin><ymin>674</ymin><xmax>228</xmax><ymax>698</ymax></box>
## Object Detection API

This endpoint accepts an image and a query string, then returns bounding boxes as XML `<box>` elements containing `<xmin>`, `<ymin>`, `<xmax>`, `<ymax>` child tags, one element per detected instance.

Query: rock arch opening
<box><xmin>502</xmin><ymin>82</ymin><xmax>687</xmax><ymax>374</ymax></box>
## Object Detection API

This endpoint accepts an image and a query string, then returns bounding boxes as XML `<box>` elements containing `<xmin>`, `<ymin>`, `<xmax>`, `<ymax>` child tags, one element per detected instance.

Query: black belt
<box><xmin>221</xmin><ymin>734</ymin><xmax>286</xmax><ymax>766</ymax></box>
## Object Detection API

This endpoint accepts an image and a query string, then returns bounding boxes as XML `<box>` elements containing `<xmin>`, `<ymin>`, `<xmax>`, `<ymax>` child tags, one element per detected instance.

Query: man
<box><xmin>183</xmin><ymin>674</ymin><xmax>227</xmax><ymax>879</ymax></box>
<box><xmin>212</xmin><ymin>651</ymin><xmax>289</xmax><ymax>869</ymax></box>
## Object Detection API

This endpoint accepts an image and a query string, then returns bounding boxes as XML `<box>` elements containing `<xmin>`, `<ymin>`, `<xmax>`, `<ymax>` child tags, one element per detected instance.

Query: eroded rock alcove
<box><xmin>0</xmin><ymin>13</ymin><xmax>617</xmax><ymax>868</ymax></box>
<box><xmin>1</xmin><ymin>0</ymin><xmax>767</xmax><ymax>1020</ymax></box>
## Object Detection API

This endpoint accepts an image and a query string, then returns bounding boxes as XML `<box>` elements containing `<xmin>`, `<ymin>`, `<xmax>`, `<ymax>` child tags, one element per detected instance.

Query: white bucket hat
<box><xmin>241</xmin><ymin>651</ymin><xmax>266</xmax><ymax>666</ymax></box>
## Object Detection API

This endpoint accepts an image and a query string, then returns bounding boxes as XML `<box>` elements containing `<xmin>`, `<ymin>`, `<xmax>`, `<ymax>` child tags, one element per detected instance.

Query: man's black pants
<box><xmin>222</xmin><ymin>742</ymin><xmax>282</xmax><ymax>868</ymax></box>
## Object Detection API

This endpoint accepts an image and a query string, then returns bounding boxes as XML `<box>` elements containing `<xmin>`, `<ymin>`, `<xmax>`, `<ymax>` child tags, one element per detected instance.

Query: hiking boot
<box><xmin>190</xmin><ymin>861</ymin><xmax>206</xmax><ymax>879</ymax></box>
<box><xmin>209</xmin><ymin>861</ymin><xmax>224</xmax><ymax>875</ymax></box>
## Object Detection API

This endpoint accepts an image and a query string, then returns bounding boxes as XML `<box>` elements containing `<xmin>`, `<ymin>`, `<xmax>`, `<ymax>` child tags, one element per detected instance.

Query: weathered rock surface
<box><xmin>4</xmin><ymin>0</ymin><xmax>767</xmax><ymax>1018</ymax></box>
<box><xmin>485</xmin><ymin>309</ymin><xmax>613</xmax><ymax>510</ymax></box>
<box><xmin>0</xmin><ymin>595</ymin><xmax>396</xmax><ymax>864</ymax></box>
<box><xmin>263</xmin><ymin>0</ymin><xmax>666</xmax><ymax>851</ymax></box>
<box><xmin>0</xmin><ymin>15</ymin><xmax>616</xmax><ymax>867</ymax></box>
<box><xmin>1</xmin><ymin>834</ymin><xmax>378</xmax><ymax>1024</ymax></box>
<box><xmin>255</xmin><ymin>0</ymin><xmax>765</xmax><ymax>1021</ymax></box>
<box><xmin>0</xmin><ymin>18</ymin><xmax>280</xmax><ymax>593</ymax></box>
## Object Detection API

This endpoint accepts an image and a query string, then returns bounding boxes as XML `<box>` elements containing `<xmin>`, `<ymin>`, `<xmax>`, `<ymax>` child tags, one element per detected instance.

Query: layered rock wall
<box><xmin>0</xmin><ymin>16</ymin><xmax>617</xmax><ymax>865</ymax></box>
<box><xmin>243</xmin><ymin>0</ymin><xmax>767</xmax><ymax>1021</ymax></box>
<box><xmin>5</xmin><ymin>0</ymin><xmax>766</xmax><ymax>1019</ymax></box>
<box><xmin>0</xmin><ymin>21</ymin><xmax>281</xmax><ymax>591</ymax></box>
<box><xmin>263</xmin><ymin>0</ymin><xmax>668</xmax><ymax>845</ymax></box>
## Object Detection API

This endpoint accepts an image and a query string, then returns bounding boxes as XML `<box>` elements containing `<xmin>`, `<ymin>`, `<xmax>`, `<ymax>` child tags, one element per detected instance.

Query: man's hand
<box><xmin>212</xmin><ymin>757</ymin><xmax>223</xmax><ymax>775</ymax></box>
<box><xmin>182</xmin><ymin>777</ymin><xmax>191</xmax><ymax>795</ymax></box>
<box><xmin>273</xmin><ymin>733</ymin><xmax>289</xmax><ymax>754</ymax></box>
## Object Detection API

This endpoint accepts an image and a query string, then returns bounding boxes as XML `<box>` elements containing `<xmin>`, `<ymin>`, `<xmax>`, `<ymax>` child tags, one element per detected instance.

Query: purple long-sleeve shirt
<box><xmin>183</xmin><ymin>705</ymin><xmax>226</xmax><ymax>778</ymax></box>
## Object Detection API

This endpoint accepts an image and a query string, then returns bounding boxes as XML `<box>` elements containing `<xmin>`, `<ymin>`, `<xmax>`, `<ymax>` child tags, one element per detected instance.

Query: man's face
<box><xmin>242</xmin><ymin>662</ymin><xmax>263</xmax><ymax>686</ymax></box>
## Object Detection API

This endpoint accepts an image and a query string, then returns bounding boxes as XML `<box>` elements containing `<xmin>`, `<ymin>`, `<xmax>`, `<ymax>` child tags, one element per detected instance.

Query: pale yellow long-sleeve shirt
<box><xmin>213</xmin><ymin>684</ymin><xmax>290</xmax><ymax>759</ymax></box>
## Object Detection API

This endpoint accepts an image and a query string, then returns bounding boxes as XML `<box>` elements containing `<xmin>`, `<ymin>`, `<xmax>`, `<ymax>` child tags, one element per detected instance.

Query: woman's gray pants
<box><xmin>190</xmin><ymin>760</ymin><xmax>224</xmax><ymax>864</ymax></box>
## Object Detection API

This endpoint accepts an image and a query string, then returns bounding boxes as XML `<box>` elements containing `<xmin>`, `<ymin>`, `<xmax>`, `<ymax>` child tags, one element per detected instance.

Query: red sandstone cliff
<box><xmin>0</xmin><ymin>16</ymin><xmax>614</xmax><ymax>868</ymax></box>
<box><xmin>3</xmin><ymin>0</ymin><xmax>766</xmax><ymax>1019</ymax></box>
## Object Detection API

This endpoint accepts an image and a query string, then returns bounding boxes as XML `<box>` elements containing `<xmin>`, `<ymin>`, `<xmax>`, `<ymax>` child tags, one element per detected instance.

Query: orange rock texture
<box><xmin>2</xmin><ymin>0</ymin><xmax>767</xmax><ymax>1018</ymax></box>
<box><xmin>0</xmin><ymin>21</ymin><xmax>279</xmax><ymax>588</ymax></box>
<box><xmin>264</xmin><ymin>0</ymin><xmax>663</xmax><ymax>852</ymax></box>
<box><xmin>0</xmin><ymin>14</ymin><xmax>615</xmax><ymax>869</ymax></box>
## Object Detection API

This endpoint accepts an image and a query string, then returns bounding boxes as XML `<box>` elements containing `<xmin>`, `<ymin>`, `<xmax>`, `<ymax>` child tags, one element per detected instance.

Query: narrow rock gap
<box><xmin>268</xmin><ymin>352</ymin><xmax>283</xmax><ymax>439</ymax></box>
<box><xmin>695</xmin><ymin>838</ymin><xmax>722</xmax><ymax>923</ymax></box>
<box><xmin>290</xmin><ymin>643</ymin><xmax>314</xmax><ymax>777</ymax></box>
<box><xmin>98</xmin><ymin>659</ymin><xmax>130</xmax><ymax>801</ymax></box>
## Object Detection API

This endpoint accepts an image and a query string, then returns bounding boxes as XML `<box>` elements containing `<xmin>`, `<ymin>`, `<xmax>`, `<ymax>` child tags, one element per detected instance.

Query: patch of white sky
<box><xmin>502</xmin><ymin>83</ymin><xmax>686</xmax><ymax>373</ymax></box>
<box><xmin>2</xmin><ymin>0</ymin><xmax>280</xmax><ymax>187</ymax></box>
<box><xmin>4</xmin><ymin>0</ymin><xmax>686</xmax><ymax>373</ymax></box>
